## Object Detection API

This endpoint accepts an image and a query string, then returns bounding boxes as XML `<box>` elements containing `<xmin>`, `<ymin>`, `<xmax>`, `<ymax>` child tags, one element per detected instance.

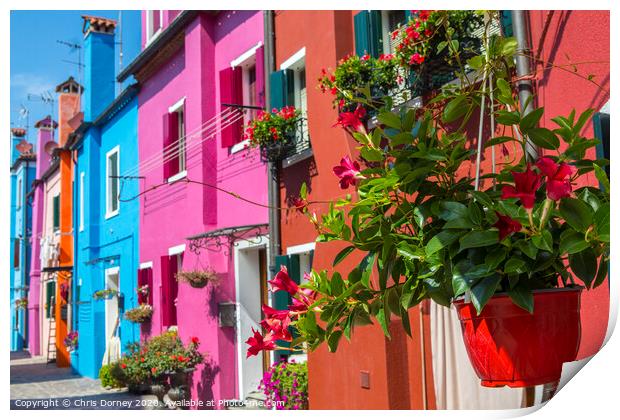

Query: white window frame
<box><xmin>145</xmin><ymin>10</ymin><xmax>164</xmax><ymax>45</ymax></box>
<box><xmin>229</xmin><ymin>43</ymin><xmax>263</xmax><ymax>155</ymax></box>
<box><xmin>79</xmin><ymin>172</ymin><xmax>85</xmax><ymax>232</ymax></box>
<box><xmin>139</xmin><ymin>261</ymin><xmax>153</xmax><ymax>270</ymax></box>
<box><xmin>105</xmin><ymin>146</ymin><xmax>120</xmax><ymax>220</ymax></box>
<box><xmin>16</xmin><ymin>177</ymin><xmax>22</xmax><ymax>210</ymax></box>
<box><xmin>168</xmin><ymin>244</ymin><xmax>186</xmax><ymax>256</ymax></box>
<box><xmin>167</xmin><ymin>98</ymin><xmax>187</xmax><ymax>183</ymax></box>
<box><xmin>280</xmin><ymin>48</ymin><xmax>307</xmax><ymax>118</ymax></box>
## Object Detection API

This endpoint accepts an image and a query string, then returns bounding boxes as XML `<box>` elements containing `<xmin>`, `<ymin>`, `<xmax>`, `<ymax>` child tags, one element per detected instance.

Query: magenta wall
<box><xmin>137</xmin><ymin>11</ymin><xmax>266</xmax><ymax>406</ymax></box>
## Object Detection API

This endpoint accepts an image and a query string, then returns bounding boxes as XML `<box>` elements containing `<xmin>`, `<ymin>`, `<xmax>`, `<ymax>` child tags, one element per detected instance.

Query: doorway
<box><xmin>234</xmin><ymin>236</ymin><xmax>269</xmax><ymax>399</ymax></box>
<box><xmin>104</xmin><ymin>267</ymin><xmax>120</xmax><ymax>344</ymax></box>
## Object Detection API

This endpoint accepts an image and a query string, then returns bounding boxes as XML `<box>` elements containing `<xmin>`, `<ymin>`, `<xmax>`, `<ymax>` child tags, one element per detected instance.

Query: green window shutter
<box><xmin>46</xmin><ymin>281</ymin><xmax>56</xmax><ymax>318</ymax></box>
<box><xmin>269</xmin><ymin>69</ymin><xmax>294</xmax><ymax>110</ymax></box>
<box><xmin>354</xmin><ymin>10</ymin><xmax>383</xmax><ymax>58</ymax></box>
<box><xmin>500</xmin><ymin>11</ymin><xmax>514</xmax><ymax>37</ymax></box>
<box><xmin>53</xmin><ymin>195</ymin><xmax>60</xmax><ymax>230</ymax></box>
<box><xmin>593</xmin><ymin>112</ymin><xmax>610</xmax><ymax>177</ymax></box>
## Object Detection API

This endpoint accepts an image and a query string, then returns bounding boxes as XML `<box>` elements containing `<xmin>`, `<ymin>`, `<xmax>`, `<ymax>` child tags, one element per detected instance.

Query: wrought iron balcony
<box><xmin>260</xmin><ymin>118</ymin><xmax>312</xmax><ymax>167</ymax></box>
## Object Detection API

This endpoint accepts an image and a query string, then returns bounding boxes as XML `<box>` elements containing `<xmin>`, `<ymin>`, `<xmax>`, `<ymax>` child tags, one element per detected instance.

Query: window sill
<box><xmin>167</xmin><ymin>170</ymin><xmax>187</xmax><ymax>184</ymax></box>
<box><xmin>230</xmin><ymin>140</ymin><xmax>250</xmax><ymax>155</ymax></box>
<box><xmin>282</xmin><ymin>147</ymin><xmax>313</xmax><ymax>168</ymax></box>
<box><xmin>105</xmin><ymin>210</ymin><xmax>119</xmax><ymax>220</ymax></box>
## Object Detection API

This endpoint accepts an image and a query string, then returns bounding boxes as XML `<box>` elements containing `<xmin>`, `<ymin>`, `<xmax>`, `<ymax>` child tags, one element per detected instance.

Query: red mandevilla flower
<box><xmin>260</xmin><ymin>317</ymin><xmax>292</xmax><ymax>342</ymax></box>
<box><xmin>409</xmin><ymin>53</ymin><xmax>425</xmax><ymax>65</ymax></box>
<box><xmin>268</xmin><ymin>267</ymin><xmax>299</xmax><ymax>295</ymax></box>
<box><xmin>333</xmin><ymin>156</ymin><xmax>362</xmax><ymax>189</ymax></box>
<box><xmin>291</xmin><ymin>196</ymin><xmax>308</xmax><ymax>213</ymax></box>
<box><xmin>493</xmin><ymin>212</ymin><xmax>523</xmax><ymax>240</ymax></box>
<box><xmin>535</xmin><ymin>157</ymin><xmax>576</xmax><ymax>201</ymax></box>
<box><xmin>333</xmin><ymin>105</ymin><xmax>367</xmax><ymax>134</ymax></box>
<box><xmin>246</xmin><ymin>328</ymin><xmax>277</xmax><ymax>357</ymax></box>
<box><xmin>501</xmin><ymin>164</ymin><xmax>542</xmax><ymax>209</ymax></box>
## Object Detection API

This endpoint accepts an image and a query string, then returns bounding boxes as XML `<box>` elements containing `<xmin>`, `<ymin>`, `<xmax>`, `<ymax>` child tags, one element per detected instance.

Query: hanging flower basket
<box><xmin>124</xmin><ymin>304</ymin><xmax>153</xmax><ymax>324</ymax></box>
<box><xmin>244</xmin><ymin>107</ymin><xmax>302</xmax><ymax>163</ymax></box>
<box><xmin>14</xmin><ymin>298</ymin><xmax>28</xmax><ymax>309</ymax></box>
<box><xmin>453</xmin><ymin>287</ymin><xmax>582</xmax><ymax>388</ymax></box>
<box><xmin>176</xmin><ymin>269</ymin><xmax>219</xmax><ymax>288</ymax></box>
<box><xmin>64</xmin><ymin>331</ymin><xmax>78</xmax><ymax>352</ymax></box>
<box><xmin>93</xmin><ymin>288</ymin><xmax>120</xmax><ymax>300</ymax></box>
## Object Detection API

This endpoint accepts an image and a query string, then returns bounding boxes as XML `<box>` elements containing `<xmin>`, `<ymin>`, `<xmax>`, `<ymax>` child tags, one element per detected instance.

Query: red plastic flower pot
<box><xmin>453</xmin><ymin>287</ymin><xmax>582</xmax><ymax>388</ymax></box>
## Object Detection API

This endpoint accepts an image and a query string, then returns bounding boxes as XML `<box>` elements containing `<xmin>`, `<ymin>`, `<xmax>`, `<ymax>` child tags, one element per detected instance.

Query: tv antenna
<box><xmin>27</xmin><ymin>91</ymin><xmax>56</xmax><ymax>140</ymax></box>
<box><xmin>57</xmin><ymin>39</ymin><xmax>83</xmax><ymax>109</ymax></box>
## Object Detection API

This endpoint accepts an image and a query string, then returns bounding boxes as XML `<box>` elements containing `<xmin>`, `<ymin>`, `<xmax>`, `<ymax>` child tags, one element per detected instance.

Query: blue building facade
<box><xmin>10</xmin><ymin>128</ymin><xmax>36</xmax><ymax>351</ymax></box>
<box><xmin>69</xmin><ymin>16</ymin><xmax>140</xmax><ymax>378</ymax></box>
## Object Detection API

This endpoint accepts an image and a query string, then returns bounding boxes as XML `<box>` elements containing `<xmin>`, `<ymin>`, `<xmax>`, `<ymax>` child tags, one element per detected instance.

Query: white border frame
<box><xmin>168</xmin><ymin>244</ymin><xmax>185</xmax><ymax>256</ymax></box>
<box><xmin>139</xmin><ymin>261</ymin><xmax>153</xmax><ymax>270</ymax></box>
<box><xmin>79</xmin><ymin>171</ymin><xmax>85</xmax><ymax>232</ymax></box>
<box><xmin>105</xmin><ymin>145</ymin><xmax>120</xmax><ymax>220</ymax></box>
<box><xmin>233</xmin><ymin>235</ymin><xmax>271</xmax><ymax>400</ymax></box>
<box><xmin>230</xmin><ymin>41</ymin><xmax>263</xmax><ymax>69</ymax></box>
<box><xmin>280</xmin><ymin>47</ymin><xmax>306</xmax><ymax>71</ymax></box>
<box><xmin>286</xmin><ymin>242</ymin><xmax>315</xmax><ymax>255</ymax></box>
<box><xmin>145</xmin><ymin>10</ymin><xmax>164</xmax><ymax>46</ymax></box>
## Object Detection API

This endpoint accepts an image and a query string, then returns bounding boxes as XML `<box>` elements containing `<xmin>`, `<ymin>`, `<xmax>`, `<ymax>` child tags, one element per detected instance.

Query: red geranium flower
<box><xmin>268</xmin><ymin>267</ymin><xmax>299</xmax><ymax>295</ymax></box>
<box><xmin>536</xmin><ymin>157</ymin><xmax>576</xmax><ymax>201</ymax></box>
<box><xmin>190</xmin><ymin>336</ymin><xmax>200</xmax><ymax>346</ymax></box>
<box><xmin>501</xmin><ymin>164</ymin><xmax>542</xmax><ymax>209</ymax></box>
<box><xmin>493</xmin><ymin>212</ymin><xmax>523</xmax><ymax>240</ymax></box>
<box><xmin>151</xmin><ymin>367</ymin><xmax>157</xmax><ymax>374</ymax></box>
<box><xmin>121</xmin><ymin>363</ymin><xmax>127</xmax><ymax>369</ymax></box>
<box><xmin>334</xmin><ymin>105</ymin><xmax>367</xmax><ymax>134</ymax></box>
<box><xmin>246</xmin><ymin>328</ymin><xmax>277</xmax><ymax>357</ymax></box>
<box><xmin>418</xmin><ymin>10</ymin><xmax>431</xmax><ymax>21</ymax></box>
<box><xmin>333</xmin><ymin>156</ymin><xmax>362</xmax><ymax>189</ymax></box>
<box><xmin>409</xmin><ymin>53</ymin><xmax>425</xmax><ymax>65</ymax></box>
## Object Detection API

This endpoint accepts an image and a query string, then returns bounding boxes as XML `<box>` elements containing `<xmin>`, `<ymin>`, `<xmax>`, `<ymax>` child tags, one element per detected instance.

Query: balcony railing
<box><xmin>260</xmin><ymin>118</ymin><xmax>312</xmax><ymax>167</ymax></box>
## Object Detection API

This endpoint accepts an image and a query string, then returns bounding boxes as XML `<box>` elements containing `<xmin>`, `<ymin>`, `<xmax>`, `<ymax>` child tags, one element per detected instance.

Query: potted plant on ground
<box><xmin>176</xmin><ymin>268</ymin><xmax>219</xmax><ymax>288</ymax></box>
<box><xmin>260</xmin><ymin>360</ymin><xmax>308</xmax><ymax>410</ymax></box>
<box><xmin>124</xmin><ymin>304</ymin><xmax>153</xmax><ymax>324</ymax></box>
<box><xmin>244</xmin><ymin>106</ymin><xmax>302</xmax><ymax>162</ymax></box>
<box><xmin>245</xmin><ymin>10</ymin><xmax>609</xmax><ymax>389</ymax></box>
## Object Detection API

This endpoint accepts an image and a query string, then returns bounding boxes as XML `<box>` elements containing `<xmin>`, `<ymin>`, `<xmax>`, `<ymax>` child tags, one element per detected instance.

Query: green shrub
<box><xmin>100</xmin><ymin>362</ymin><xmax>125</xmax><ymax>389</ymax></box>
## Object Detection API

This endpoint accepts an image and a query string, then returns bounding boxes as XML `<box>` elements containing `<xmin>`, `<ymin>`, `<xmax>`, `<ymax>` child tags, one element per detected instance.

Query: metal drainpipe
<box><xmin>511</xmin><ymin>10</ymin><xmax>539</xmax><ymax>162</ymax></box>
<box><xmin>264</xmin><ymin>10</ymin><xmax>281</xmax><ymax>277</ymax></box>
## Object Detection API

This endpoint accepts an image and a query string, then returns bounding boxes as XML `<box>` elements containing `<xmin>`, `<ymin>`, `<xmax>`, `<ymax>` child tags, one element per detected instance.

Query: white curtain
<box><xmin>430</xmin><ymin>302</ymin><xmax>525</xmax><ymax>409</ymax></box>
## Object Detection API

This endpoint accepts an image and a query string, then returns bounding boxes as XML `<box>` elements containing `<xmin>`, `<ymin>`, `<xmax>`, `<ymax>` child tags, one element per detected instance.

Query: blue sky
<box><xmin>10</xmin><ymin>10</ymin><xmax>142</xmax><ymax>143</ymax></box>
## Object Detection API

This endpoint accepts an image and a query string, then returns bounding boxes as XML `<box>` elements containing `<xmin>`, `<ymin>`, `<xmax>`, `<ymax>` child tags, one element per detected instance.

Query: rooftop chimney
<box><xmin>10</xmin><ymin>127</ymin><xmax>27</xmax><ymax>165</ymax></box>
<box><xmin>55</xmin><ymin>76</ymin><xmax>83</xmax><ymax>147</ymax></box>
<box><xmin>34</xmin><ymin>115</ymin><xmax>58</xmax><ymax>177</ymax></box>
<box><xmin>82</xmin><ymin>15</ymin><xmax>117</xmax><ymax>122</ymax></box>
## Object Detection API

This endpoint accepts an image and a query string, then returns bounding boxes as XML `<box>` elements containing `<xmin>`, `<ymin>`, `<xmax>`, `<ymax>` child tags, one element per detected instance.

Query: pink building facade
<box><xmin>118</xmin><ymin>11</ymin><xmax>268</xmax><ymax>404</ymax></box>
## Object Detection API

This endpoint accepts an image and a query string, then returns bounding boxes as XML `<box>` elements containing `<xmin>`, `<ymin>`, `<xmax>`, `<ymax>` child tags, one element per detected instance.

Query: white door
<box><xmin>235</xmin><ymin>245</ymin><xmax>265</xmax><ymax>399</ymax></box>
<box><xmin>104</xmin><ymin>268</ymin><xmax>120</xmax><ymax>341</ymax></box>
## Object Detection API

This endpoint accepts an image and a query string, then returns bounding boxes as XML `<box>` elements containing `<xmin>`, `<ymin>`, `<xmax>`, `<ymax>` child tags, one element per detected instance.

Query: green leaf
<box><xmin>593</xmin><ymin>163</ymin><xmax>609</xmax><ymax>191</ymax></box>
<box><xmin>514</xmin><ymin>240</ymin><xmax>538</xmax><ymax>260</ymax></box>
<box><xmin>485</xmin><ymin>136</ymin><xmax>515</xmax><ymax>148</ymax></box>
<box><xmin>452</xmin><ymin>262</ymin><xmax>490</xmax><ymax>297</ymax></box>
<box><xmin>560</xmin><ymin>198</ymin><xmax>593</xmax><ymax>232</ymax></box>
<box><xmin>569</xmin><ymin>248</ymin><xmax>598</xmax><ymax>288</ymax></box>
<box><xmin>470</xmin><ymin>274</ymin><xmax>502</xmax><ymax>315</ymax></box>
<box><xmin>333</xmin><ymin>246</ymin><xmax>355</xmax><ymax>267</ymax></box>
<box><xmin>437</xmin><ymin>201</ymin><xmax>468</xmax><ymax>221</ymax></box>
<box><xmin>327</xmin><ymin>330</ymin><xmax>343</xmax><ymax>352</ymax></box>
<box><xmin>485</xmin><ymin>247</ymin><xmax>508</xmax><ymax>269</ymax></box>
<box><xmin>378</xmin><ymin>112</ymin><xmax>401</xmax><ymax>129</ymax></box>
<box><xmin>443</xmin><ymin>95</ymin><xmax>468</xmax><ymax>123</ymax></box>
<box><xmin>426</xmin><ymin>231</ymin><xmax>461</xmax><ymax>256</ymax></box>
<box><xmin>360</xmin><ymin>147</ymin><xmax>384</xmax><ymax>162</ymax></box>
<box><xmin>501</xmin><ymin>37</ymin><xmax>518</xmax><ymax>56</ymax></box>
<box><xmin>470</xmin><ymin>191</ymin><xmax>493</xmax><ymax>208</ymax></box>
<box><xmin>459</xmin><ymin>231</ymin><xmax>499</xmax><ymax>252</ymax></box>
<box><xmin>593</xmin><ymin>203</ymin><xmax>610</xmax><ymax>242</ymax></box>
<box><xmin>399</xmin><ymin>304</ymin><xmax>412</xmax><ymax>337</ymax></box>
<box><xmin>532</xmin><ymin>231</ymin><xmax>553</xmax><ymax>252</ymax></box>
<box><xmin>299</xmin><ymin>182</ymin><xmax>307</xmax><ymax>199</ymax></box>
<box><xmin>376</xmin><ymin>304</ymin><xmax>391</xmax><ymax>339</ymax></box>
<box><xmin>573</xmin><ymin>108</ymin><xmax>594</xmax><ymax>135</ymax></box>
<box><xmin>467</xmin><ymin>55</ymin><xmax>484</xmax><ymax>69</ymax></box>
<box><xmin>559</xmin><ymin>230</ymin><xmax>589</xmax><ymax>254</ymax></box>
<box><xmin>507</xmin><ymin>284</ymin><xmax>534</xmax><ymax>313</ymax></box>
<box><xmin>593</xmin><ymin>259</ymin><xmax>608</xmax><ymax>288</ymax></box>
<box><xmin>520</xmin><ymin>107</ymin><xmax>545</xmax><ymax>131</ymax></box>
<box><xmin>526</xmin><ymin>128</ymin><xmax>560</xmax><ymax>150</ymax></box>
<box><xmin>495</xmin><ymin>110</ymin><xmax>520</xmax><ymax>125</ymax></box>
<box><xmin>504</xmin><ymin>257</ymin><xmax>527</xmax><ymax>274</ymax></box>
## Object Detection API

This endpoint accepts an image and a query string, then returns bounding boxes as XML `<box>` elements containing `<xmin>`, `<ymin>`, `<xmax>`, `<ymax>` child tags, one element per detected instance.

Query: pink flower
<box><xmin>536</xmin><ymin>157</ymin><xmax>576</xmax><ymax>201</ymax></box>
<box><xmin>493</xmin><ymin>212</ymin><xmax>523</xmax><ymax>240</ymax></box>
<box><xmin>501</xmin><ymin>164</ymin><xmax>542</xmax><ymax>209</ymax></box>
<box><xmin>333</xmin><ymin>105</ymin><xmax>366</xmax><ymax>133</ymax></box>
<box><xmin>361</xmin><ymin>54</ymin><xmax>370</xmax><ymax>61</ymax></box>
<box><xmin>333</xmin><ymin>156</ymin><xmax>362</xmax><ymax>189</ymax></box>
<box><xmin>260</xmin><ymin>317</ymin><xmax>292</xmax><ymax>342</ymax></box>
<box><xmin>246</xmin><ymin>329</ymin><xmax>276</xmax><ymax>357</ymax></box>
<box><xmin>268</xmin><ymin>267</ymin><xmax>299</xmax><ymax>295</ymax></box>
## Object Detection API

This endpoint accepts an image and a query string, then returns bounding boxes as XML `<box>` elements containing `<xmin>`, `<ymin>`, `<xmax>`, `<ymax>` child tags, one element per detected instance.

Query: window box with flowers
<box><xmin>14</xmin><ymin>298</ymin><xmax>28</xmax><ymax>310</ymax></box>
<box><xmin>246</xmin><ymin>10</ymin><xmax>610</xmax><ymax>390</ymax></box>
<box><xmin>64</xmin><ymin>331</ymin><xmax>78</xmax><ymax>352</ymax></box>
<box><xmin>244</xmin><ymin>106</ymin><xmax>303</xmax><ymax>162</ymax></box>
<box><xmin>93</xmin><ymin>288</ymin><xmax>120</xmax><ymax>300</ymax></box>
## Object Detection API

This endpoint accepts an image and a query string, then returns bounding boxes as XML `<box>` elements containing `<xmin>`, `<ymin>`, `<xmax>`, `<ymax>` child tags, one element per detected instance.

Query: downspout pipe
<box><xmin>511</xmin><ymin>10</ymin><xmax>539</xmax><ymax>162</ymax></box>
<box><xmin>264</xmin><ymin>10</ymin><xmax>281</xmax><ymax>276</ymax></box>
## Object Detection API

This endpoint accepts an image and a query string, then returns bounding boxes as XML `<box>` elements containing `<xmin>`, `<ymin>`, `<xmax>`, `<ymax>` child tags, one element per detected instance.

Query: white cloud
<box><xmin>11</xmin><ymin>73</ymin><xmax>55</xmax><ymax>96</ymax></box>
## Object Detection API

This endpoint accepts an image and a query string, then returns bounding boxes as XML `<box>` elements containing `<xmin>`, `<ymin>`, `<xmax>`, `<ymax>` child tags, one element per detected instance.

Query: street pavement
<box><xmin>10</xmin><ymin>351</ymin><xmax>156</xmax><ymax>410</ymax></box>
